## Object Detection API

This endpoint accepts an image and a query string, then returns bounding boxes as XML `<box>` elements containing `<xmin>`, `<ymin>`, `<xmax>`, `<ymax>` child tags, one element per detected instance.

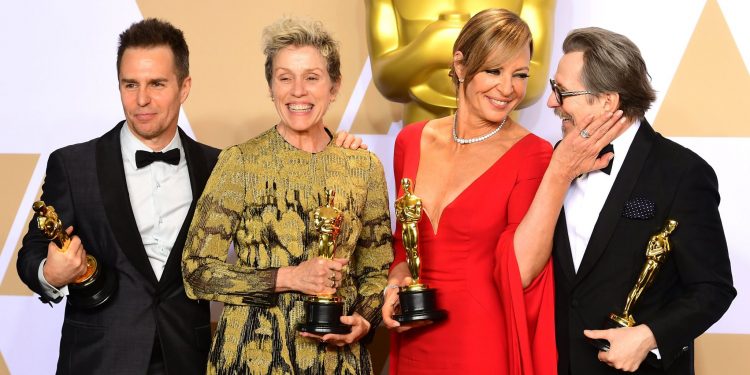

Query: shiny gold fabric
<box><xmin>183</xmin><ymin>127</ymin><xmax>393</xmax><ymax>374</ymax></box>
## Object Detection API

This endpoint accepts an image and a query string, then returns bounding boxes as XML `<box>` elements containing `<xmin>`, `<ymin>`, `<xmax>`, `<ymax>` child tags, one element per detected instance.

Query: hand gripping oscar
<box><xmin>590</xmin><ymin>219</ymin><xmax>678</xmax><ymax>351</ymax></box>
<box><xmin>33</xmin><ymin>201</ymin><xmax>116</xmax><ymax>308</ymax></box>
<box><xmin>297</xmin><ymin>189</ymin><xmax>351</xmax><ymax>334</ymax></box>
<box><xmin>393</xmin><ymin>178</ymin><xmax>446</xmax><ymax>323</ymax></box>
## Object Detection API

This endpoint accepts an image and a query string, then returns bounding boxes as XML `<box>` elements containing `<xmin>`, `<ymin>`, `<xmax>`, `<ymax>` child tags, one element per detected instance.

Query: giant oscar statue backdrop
<box><xmin>365</xmin><ymin>0</ymin><xmax>555</xmax><ymax>124</ymax></box>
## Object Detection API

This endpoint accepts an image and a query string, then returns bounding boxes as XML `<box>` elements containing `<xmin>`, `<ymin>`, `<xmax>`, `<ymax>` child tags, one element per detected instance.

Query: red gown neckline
<box><xmin>412</xmin><ymin>128</ymin><xmax>534</xmax><ymax>236</ymax></box>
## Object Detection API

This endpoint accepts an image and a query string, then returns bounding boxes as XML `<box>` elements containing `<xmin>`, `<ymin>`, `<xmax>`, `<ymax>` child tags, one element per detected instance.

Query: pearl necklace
<box><xmin>452</xmin><ymin>113</ymin><xmax>507</xmax><ymax>144</ymax></box>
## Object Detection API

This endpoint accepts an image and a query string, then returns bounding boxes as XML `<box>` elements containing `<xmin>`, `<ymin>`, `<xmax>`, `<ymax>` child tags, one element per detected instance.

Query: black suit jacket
<box><xmin>17</xmin><ymin>121</ymin><xmax>220</xmax><ymax>375</ymax></box>
<box><xmin>553</xmin><ymin>120</ymin><xmax>735</xmax><ymax>375</ymax></box>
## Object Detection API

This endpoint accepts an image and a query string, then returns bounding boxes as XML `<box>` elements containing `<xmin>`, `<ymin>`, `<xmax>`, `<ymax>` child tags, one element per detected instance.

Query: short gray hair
<box><xmin>262</xmin><ymin>17</ymin><xmax>341</xmax><ymax>86</ymax></box>
<box><xmin>562</xmin><ymin>27</ymin><xmax>656</xmax><ymax>119</ymax></box>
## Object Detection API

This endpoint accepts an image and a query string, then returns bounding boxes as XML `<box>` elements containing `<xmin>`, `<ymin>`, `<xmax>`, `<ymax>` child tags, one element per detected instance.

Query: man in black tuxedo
<box><xmin>548</xmin><ymin>27</ymin><xmax>735</xmax><ymax>374</ymax></box>
<box><xmin>16</xmin><ymin>19</ymin><xmax>219</xmax><ymax>374</ymax></box>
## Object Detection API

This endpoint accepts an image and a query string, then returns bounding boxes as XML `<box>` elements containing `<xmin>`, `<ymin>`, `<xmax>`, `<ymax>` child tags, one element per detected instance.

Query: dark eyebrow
<box><xmin>119</xmin><ymin>78</ymin><xmax>168</xmax><ymax>84</ymax></box>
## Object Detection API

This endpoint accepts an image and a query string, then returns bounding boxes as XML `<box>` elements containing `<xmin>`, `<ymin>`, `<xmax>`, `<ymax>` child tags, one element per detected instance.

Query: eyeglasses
<box><xmin>549</xmin><ymin>79</ymin><xmax>592</xmax><ymax>105</ymax></box>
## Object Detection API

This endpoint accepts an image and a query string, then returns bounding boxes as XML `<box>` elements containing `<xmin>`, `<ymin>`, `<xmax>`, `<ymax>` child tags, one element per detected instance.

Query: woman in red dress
<box><xmin>382</xmin><ymin>9</ymin><xmax>622</xmax><ymax>374</ymax></box>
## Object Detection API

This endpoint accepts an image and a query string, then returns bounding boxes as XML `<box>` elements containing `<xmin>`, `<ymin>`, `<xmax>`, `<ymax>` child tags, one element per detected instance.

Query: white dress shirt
<box><xmin>564</xmin><ymin>119</ymin><xmax>640</xmax><ymax>272</ymax></box>
<box><xmin>120</xmin><ymin>125</ymin><xmax>192</xmax><ymax>281</ymax></box>
<box><xmin>39</xmin><ymin>125</ymin><xmax>192</xmax><ymax>299</ymax></box>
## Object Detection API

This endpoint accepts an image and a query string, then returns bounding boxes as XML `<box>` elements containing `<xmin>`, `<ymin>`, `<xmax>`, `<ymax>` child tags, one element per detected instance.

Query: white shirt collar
<box><xmin>120</xmin><ymin>123</ymin><xmax>184</xmax><ymax>170</ymax></box>
<box><xmin>609</xmin><ymin>117</ymin><xmax>640</xmax><ymax>177</ymax></box>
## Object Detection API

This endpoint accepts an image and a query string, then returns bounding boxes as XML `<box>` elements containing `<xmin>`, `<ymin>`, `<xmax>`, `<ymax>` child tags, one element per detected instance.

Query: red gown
<box><xmin>390</xmin><ymin>121</ymin><xmax>557</xmax><ymax>375</ymax></box>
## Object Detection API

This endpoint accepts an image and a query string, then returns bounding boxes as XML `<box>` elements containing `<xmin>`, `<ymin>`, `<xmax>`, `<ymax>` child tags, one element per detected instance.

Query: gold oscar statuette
<box><xmin>590</xmin><ymin>219</ymin><xmax>678</xmax><ymax>352</ymax></box>
<box><xmin>297</xmin><ymin>189</ymin><xmax>351</xmax><ymax>334</ymax></box>
<box><xmin>393</xmin><ymin>178</ymin><xmax>446</xmax><ymax>323</ymax></box>
<box><xmin>33</xmin><ymin>201</ymin><xmax>116</xmax><ymax>308</ymax></box>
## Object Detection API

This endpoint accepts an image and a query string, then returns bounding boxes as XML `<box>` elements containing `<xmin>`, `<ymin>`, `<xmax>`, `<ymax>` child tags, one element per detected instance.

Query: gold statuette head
<box><xmin>33</xmin><ymin>200</ymin><xmax>69</xmax><ymax>249</ymax></box>
<box><xmin>396</xmin><ymin>178</ymin><xmax>422</xmax><ymax>225</ymax></box>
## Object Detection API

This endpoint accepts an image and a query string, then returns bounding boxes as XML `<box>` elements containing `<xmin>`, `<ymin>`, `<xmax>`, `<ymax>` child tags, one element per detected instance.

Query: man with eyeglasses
<box><xmin>547</xmin><ymin>27</ymin><xmax>735</xmax><ymax>374</ymax></box>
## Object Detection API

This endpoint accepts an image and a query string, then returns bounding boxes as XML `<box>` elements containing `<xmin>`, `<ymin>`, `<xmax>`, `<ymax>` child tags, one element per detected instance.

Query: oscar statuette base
<box><xmin>588</xmin><ymin>313</ymin><xmax>661</xmax><ymax>368</ymax></box>
<box><xmin>66</xmin><ymin>258</ymin><xmax>118</xmax><ymax>309</ymax></box>
<box><xmin>588</xmin><ymin>316</ymin><xmax>629</xmax><ymax>352</ymax></box>
<box><xmin>297</xmin><ymin>296</ymin><xmax>351</xmax><ymax>335</ymax></box>
<box><xmin>393</xmin><ymin>286</ymin><xmax>446</xmax><ymax>324</ymax></box>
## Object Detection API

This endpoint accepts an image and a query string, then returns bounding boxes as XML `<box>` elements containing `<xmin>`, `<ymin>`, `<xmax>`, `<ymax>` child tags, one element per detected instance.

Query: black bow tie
<box><xmin>554</xmin><ymin>141</ymin><xmax>615</xmax><ymax>176</ymax></box>
<box><xmin>135</xmin><ymin>149</ymin><xmax>180</xmax><ymax>168</ymax></box>
<box><xmin>599</xmin><ymin>144</ymin><xmax>614</xmax><ymax>175</ymax></box>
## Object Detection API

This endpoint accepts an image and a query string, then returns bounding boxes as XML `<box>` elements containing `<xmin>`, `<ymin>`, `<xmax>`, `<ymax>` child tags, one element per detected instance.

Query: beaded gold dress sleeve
<box><xmin>182</xmin><ymin>127</ymin><xmax>393</xmax><ymax>375</ymax></box>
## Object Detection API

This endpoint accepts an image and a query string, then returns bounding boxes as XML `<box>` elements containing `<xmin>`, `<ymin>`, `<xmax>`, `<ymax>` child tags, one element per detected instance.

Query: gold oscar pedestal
<box><xmin>298</xmin><ymin>294</ymin><xmax>349</xmax><ymax>335</ymax></box>
<box><xmin>297</xmin><ymin>190</ymin><xmax>351</xmax><ymax>335</ymax></box>
<box><xmin>590</xmin><ymin>219</ymin><xmax>678</xmax><ymax>351</ymax></box>
<box><xmin>393</xmin><ymin>178</ymin><xmax>446</xmax><ymax>324</ymax></box>
<box><xmin>33</xmin><ymin>201</ymin><xmax>116</xmax><ymax>309</ymax></box>
<box><xmin>394</xmin><ymin>284</ymin><xmax>446</xmax><ymax>324</ymax></box>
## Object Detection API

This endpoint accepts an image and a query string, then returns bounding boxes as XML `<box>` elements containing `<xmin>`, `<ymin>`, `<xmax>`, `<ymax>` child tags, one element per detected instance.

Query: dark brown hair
<box><xmin>117</xmin><ymin>18</ymin><xmax>190</xmax><ymax>84</ymax></box>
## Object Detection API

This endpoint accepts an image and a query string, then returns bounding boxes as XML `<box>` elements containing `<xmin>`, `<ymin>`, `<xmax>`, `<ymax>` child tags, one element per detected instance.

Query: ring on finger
<box><xmin>330</xmin><ymin>279</ymin><xmax>336</xmax><ymax>288</ymax></box>
<box><xmin>580</xmin><ymin>129</ymin><xmax>591</xmax><ymax>139</ymax></box>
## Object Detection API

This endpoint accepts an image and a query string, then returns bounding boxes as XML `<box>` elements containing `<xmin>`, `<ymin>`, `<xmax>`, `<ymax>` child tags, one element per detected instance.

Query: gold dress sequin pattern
<box><xmin>183</xmin><ymin>127</ymin><xmax>393</xmax><ymax>374</ymax></box>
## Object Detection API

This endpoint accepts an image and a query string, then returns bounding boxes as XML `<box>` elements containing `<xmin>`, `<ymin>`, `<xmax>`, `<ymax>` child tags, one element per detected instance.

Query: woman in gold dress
<box><xmin>182</xmin><ymin>17</ymin><xmax>393</xmax><ymax>374</ymax></box>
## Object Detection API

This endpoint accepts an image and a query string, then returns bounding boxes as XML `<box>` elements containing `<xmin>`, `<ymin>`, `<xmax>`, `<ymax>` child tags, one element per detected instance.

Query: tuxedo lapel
<box><xmin>97</xmin><ymin>121</ymin><xmax>159</xmax><ymax>285</ymax></box>
<box><xmin>180</xmin><ymin>127</ymin><xmax>213</xmax><ymax>202</ymax></box>
<box><xmin>158</xmin><ymin>128</ymin><xmax>212</xmax><ymax>288</ymax></box>
<box><xmin>574</xmin><ymin>120</ymin><xmax>655</xmax><ymax>284</ymax></box>
<box><xmin>554</xmin><ymin>207</ymin><xmax>577</xmax><ymax>283</ymax></box>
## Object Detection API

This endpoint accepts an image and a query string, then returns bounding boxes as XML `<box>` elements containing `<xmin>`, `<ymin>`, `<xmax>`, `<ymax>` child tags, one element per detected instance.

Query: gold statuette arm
<box><xmin>182</xmin><ymin>146</ymin><xmax>277</xmax><ymax>307</ymax></box>
<box><xmin>519</xmin><ymin>0</ymin><xmax>555</xmax><ymax>108</ymax></box>
<box><xmin>350</xmin><ymin>154</ymin><xmax>394</xmax><ymax>324</ymax></box>
<box><xmin>365</xmin><ymin>0</ymin><xmax>463</xmax><ymax>103</ymax></box>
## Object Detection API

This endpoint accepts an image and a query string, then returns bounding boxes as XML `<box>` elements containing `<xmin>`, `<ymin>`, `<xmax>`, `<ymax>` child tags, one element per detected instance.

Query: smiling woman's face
<box><xmin>456</xmin><ymin>46</ymin><xmax>531</xmax><ymax>128</ymax></box>
<box><xmin>270</xmin><ymin>45</ymin><xmax>340</xmax><ymax>135</ymax></box>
